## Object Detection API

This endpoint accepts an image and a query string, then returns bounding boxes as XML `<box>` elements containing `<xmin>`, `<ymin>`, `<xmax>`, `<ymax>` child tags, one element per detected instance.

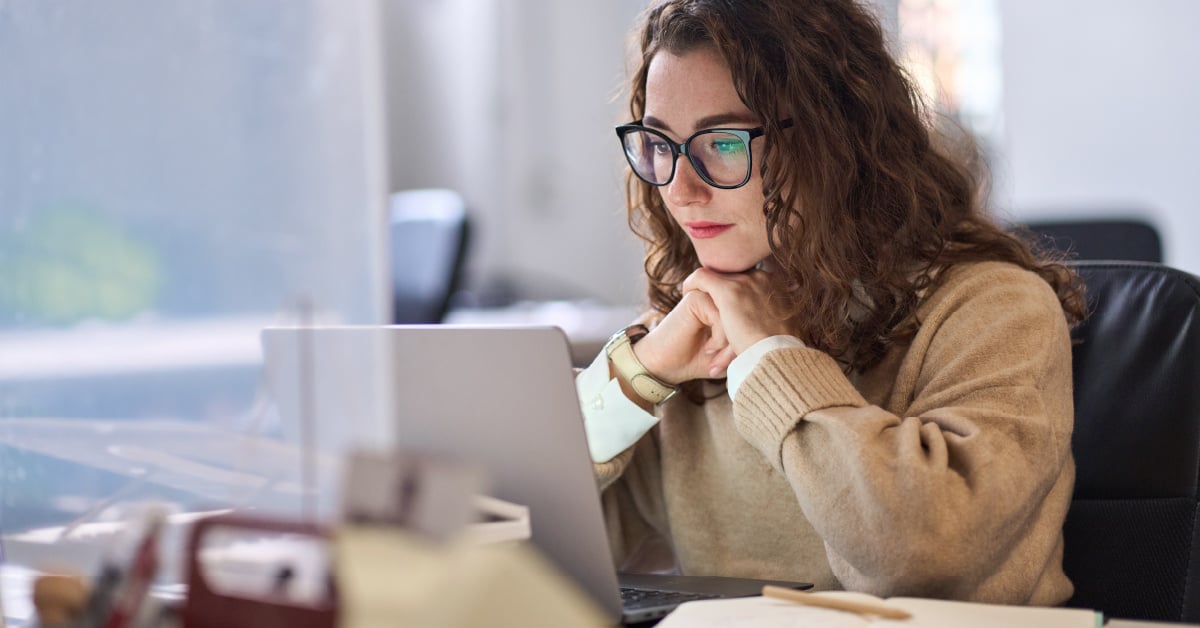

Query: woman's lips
<box><xmin>684</xmin><ymin>221</ymin><xmax>733</xmax><ymax>239</ymax></box>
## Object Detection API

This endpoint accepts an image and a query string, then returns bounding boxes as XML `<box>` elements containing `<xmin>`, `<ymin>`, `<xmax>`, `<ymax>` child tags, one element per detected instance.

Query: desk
<box><xmin>9</xmin><ymin>572</ymin><xmax>1200</xmax><ymax>628</ymax></box>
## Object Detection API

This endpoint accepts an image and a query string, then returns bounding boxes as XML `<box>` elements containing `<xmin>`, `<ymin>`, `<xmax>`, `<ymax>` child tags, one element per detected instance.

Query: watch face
<box><xmin>607</xmin><ymin>324</ymin><xmax>642</xmax><ymax>352</ymax></box>
<box><xmin>604</xmin><ymin>331</ymin><xmax>627</xmax><ymax>355</ymax></box>
<box><xmin>626</xmin><ymin>324</ymin><xmax>650</xmax><ymax>343</ymax></box>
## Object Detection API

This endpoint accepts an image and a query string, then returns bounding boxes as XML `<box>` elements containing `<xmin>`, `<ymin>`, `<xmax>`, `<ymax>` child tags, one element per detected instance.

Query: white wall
<box><xmin>383</xmin><ymin>0</ymin><xmax>646</xmax><ymax>306</ymax></box>
<box><xmin>997</xmin><ymin>0</ymin><xmax>1200</xmax><ymax>272</ymax></box>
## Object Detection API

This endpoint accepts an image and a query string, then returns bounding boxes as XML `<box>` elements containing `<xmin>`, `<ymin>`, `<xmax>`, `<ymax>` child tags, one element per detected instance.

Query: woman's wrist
<box><xmin>629</xmin><ymin>334</ymin><xmax>673</xmax><ymax>385</ymax></box>
<box><xmin>604</xmin><ymin>325</ymin><xmax>679</xmax><ymax>406</ymax></box>
<box><xmin>608</xmin><ymin>360</ymin><xmax>656</xmax><ymax>413</ymax></box>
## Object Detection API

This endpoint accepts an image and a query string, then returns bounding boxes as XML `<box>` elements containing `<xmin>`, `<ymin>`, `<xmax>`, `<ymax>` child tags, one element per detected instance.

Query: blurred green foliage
<box><xmin>0</xmin><ymin>207</ymin><xmax>162</xmax><ymax>326</ymax></box>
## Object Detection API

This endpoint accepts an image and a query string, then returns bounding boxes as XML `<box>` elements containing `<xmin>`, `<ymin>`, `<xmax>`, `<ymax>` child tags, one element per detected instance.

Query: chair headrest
<box><xmin>1068</xmin><ymin>261</ymin><xmax>1200</xmax><ymax>500</ymax></box>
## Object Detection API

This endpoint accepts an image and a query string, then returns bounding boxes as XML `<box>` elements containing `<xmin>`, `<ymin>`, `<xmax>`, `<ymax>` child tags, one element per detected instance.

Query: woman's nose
<box><xmin>665</xmin><ymin>155</ymin><xmax>713</xmax><ymax>206</ymax></box>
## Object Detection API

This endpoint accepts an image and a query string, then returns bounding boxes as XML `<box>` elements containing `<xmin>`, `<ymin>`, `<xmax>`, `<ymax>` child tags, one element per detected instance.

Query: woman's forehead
<box><xmin>644</xmin><ymin>48</ymin><xmax>754</xmax><ymax>132</ymax></box>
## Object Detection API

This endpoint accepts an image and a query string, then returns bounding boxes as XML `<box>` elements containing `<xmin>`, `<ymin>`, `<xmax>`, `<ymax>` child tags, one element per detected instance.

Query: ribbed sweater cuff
<box><xmin>733</xmin><ymin>347</ymin><xmax>868</xmax><ymax>472</ymax></box>
<box><xmin>593</xmin><ymin>445</ymin><xmax>637</xmax><ymax>492</ymax></box>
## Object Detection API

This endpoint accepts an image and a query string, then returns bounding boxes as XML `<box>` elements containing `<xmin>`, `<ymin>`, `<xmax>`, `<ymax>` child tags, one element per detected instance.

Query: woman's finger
<box><xmin>708</xmin><ymin>344</ymin><xmax>737</xmax><ymax>378</ymax></box>
<box><xmin>683</xmin><ymin>288</ymin><xmax>722</xmax><ymax>329</ymax></box>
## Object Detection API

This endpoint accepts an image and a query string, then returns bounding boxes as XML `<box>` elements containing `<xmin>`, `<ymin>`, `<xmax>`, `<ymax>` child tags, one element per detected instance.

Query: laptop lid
<box><xmin>387</xmin><ymin>325</ymin><xmax>624</xmax><ymax>618</ymax></box>
<box><xmin>261</xmin><ymin>325</ymin><xmax>624</xmax><ymax>620</ymax></box>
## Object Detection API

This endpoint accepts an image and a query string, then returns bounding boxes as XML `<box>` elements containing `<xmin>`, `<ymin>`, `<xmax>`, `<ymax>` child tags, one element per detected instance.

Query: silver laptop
<box><xmin>261</xmin><ymin>325</ymin><xmax>810</xmax><ymax>623</ymax></box>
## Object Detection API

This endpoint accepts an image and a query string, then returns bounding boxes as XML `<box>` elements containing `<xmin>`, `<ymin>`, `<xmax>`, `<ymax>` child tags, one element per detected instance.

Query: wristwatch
<box><xmin>604</xmin><ymin>324</ymin><xmax>679</xmax><ymax>405</ymax></box>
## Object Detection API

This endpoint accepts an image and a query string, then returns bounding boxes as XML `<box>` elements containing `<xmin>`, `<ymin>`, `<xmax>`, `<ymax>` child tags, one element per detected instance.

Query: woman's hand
<box><xmin>631</xmin><ymin>289</ymin><xmax>737</xmax><ymax>383</ymax></box>
<box><xmin>681</xmin><ymin>267</ymin><xmax>791</xmax><ymax>354</ymax></box>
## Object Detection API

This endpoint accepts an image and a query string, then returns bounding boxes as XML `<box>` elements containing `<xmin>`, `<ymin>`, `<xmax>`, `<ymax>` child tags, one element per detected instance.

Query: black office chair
<box><xmin>390</xmin><ymin>188</ymin><xmax>470</xmax><ymax>324</ymax></box>
<box><xmin>1021</xmin><ymin>219</ymin><xmax>1163</xmax><ymax>263</ymax></box>
<box><xmin>1062</xmin><ymin>261</ymin><xmax>1200</xmax><ymax>621</ymax></box>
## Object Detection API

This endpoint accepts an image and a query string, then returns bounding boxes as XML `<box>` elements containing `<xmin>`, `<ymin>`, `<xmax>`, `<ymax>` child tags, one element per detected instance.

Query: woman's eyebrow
<box><xmin>642</xmin><ymin>115</ymin><xmax>674</xmax><ymax>133</ymax></box>
<box><xmin>694</xmin><ymin>112</ymin><xmax>760</xmax><ymax>129</ymax></box>
<box><xmin>643</xmin><ymin>112</ymin><xmax>761</xmax><ymax>134</ymax></box>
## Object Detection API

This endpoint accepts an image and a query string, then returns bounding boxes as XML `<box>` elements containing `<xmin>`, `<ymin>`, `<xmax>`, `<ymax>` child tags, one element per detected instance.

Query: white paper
<box><xmin>657</xmin><ymin>593</ymin><xmax>1098</xmax><ymax>628</ymax></box>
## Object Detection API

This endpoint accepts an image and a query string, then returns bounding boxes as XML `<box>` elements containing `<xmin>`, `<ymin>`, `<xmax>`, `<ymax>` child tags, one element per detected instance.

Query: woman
<box><xmin>575</xmin><ymin>0</ymin><xmax>1086</xmax><ymax>606</ymax></box>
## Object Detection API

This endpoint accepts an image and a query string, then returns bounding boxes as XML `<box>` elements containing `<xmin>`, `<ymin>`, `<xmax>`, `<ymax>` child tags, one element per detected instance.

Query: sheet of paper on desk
<box><xmin>658</xmin><ymin>593</ymin><xmax>1101</xmax><ymax>628</ymax></box>
<box><xmin>657</xmin><ymin>596</ymin><xmax>869</xmax><ymax>628</ymax></box>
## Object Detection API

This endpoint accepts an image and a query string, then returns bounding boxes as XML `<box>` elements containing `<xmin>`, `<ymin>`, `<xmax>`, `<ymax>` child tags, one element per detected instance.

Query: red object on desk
<box><xmin>181</xmin><ymin>514</ymin><xmax>337</xmax><ymax>628</ymax></box>
<box><xmin>102</xmin><ymin>515</ymin><xmax>163</xmax><ymax>628</ymax></box>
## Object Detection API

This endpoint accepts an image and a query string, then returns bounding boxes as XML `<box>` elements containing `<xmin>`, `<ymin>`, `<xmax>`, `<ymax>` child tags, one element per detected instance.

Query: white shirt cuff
<box><xmin>575</xmin><ymin>350</ymin><xmax>660</xmax><ymax>463</ymax></box>
<box><xmin>727</xmin><ymin>335</ymin><xmax>807</xmax><ymax>401</ymax></box>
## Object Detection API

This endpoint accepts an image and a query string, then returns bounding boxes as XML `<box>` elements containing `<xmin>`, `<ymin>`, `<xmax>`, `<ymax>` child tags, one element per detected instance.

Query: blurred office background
<box><xmin>390</xmin><ymin>0</ymin><xmax>1200</xmax><ymax>308</ymax></box>
<box><xmin>0</xmin><ymin>0</ymin><xmax>1197</xmax><ymax>611</ymax></box>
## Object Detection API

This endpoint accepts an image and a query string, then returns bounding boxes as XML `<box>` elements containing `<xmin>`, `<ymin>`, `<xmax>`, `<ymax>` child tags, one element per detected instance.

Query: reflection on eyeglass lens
<box><xmin>622</xmin><ymin>128</ymin><xmax>751</xmax><ymax>187</ymax></box>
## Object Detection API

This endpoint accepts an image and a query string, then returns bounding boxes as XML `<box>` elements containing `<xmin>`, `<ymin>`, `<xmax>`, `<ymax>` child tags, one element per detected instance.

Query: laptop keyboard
<box><xmin>620</xmin><ymin>586</ymin><xmax>722</xmax><ymax>610</ymax></box>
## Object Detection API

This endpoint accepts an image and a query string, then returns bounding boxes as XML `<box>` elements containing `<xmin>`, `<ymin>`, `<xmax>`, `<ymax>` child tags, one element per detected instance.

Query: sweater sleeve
<box><xmin>577</xmin><ymin>341</ymin><xmax>676</xmax><ymax>572</ymax></box>
<box><xmin>597</xmin><ymin>430</ymin><xmax>678</xmax><ymax>573</ymax></box>
<box><xmin>732</xmin><ymin>266</ymin><xmax>1075</xmax><ymax>600</ymax></box>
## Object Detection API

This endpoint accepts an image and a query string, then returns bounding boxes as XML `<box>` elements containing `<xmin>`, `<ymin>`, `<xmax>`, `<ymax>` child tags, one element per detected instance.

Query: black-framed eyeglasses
<box><xmin>615</xmin><ymin>120</ymin><xmax>789</xmax><ymax>190</ymax></box>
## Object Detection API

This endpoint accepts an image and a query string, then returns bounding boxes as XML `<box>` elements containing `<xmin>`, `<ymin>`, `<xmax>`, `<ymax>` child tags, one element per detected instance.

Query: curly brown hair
<box><xmin>625</xmin><ymin>0</ymin><xmax>1085</xmax><ymax>373</ymax></box>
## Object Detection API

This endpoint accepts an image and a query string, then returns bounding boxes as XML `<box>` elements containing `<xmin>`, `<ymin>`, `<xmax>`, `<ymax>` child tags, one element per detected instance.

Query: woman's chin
<box><xmin>699</xmin><ymin>257</ymin><xmax>766</xmax><ymax>274</ymax></box>
<box><xmin>702</xmin><ymin>263</ymin><xmax>752</xmax><ymax>274</ymax></box>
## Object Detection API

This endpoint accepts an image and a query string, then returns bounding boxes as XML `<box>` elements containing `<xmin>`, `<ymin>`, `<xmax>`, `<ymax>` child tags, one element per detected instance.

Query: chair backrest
<box><xmin>389</xmin><ymin>188</ymin><xmax>470</xmax><ymax>324</ymax></box>
<box><xmin>1023</xmin><ymin>219</ymin><xmax>1163</xmax><ymax>263</ymax></box>
<box><xmin>1063</xmin><ymin>261</ymin><xmax>1200</xmax><ymax>621</ymax></box>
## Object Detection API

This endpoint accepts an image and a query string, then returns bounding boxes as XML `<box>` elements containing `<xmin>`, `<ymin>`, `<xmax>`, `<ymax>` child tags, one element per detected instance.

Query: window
<box><xmin>898</xmin><ymin>0</ymin><xmax>1004</xmax><ymax>145</ymax></box>
<box><xmin>0</xmin><ymin>0</ymin><xmax>388</xmax><ymax>583</ymax></box>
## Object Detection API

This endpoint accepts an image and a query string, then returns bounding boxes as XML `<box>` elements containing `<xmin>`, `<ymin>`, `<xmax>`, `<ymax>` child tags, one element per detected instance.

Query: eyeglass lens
<box><xmin>622</xmin><ymin>129</ymin><xmax>750</xmax><ymax>187</ymax></box>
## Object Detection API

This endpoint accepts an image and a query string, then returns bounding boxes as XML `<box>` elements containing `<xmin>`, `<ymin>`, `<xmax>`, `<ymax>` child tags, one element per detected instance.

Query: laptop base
<box><xmin>617</xmin><ymin>573</ymin><xmax>812</xmax><ymax>623</ymax></box>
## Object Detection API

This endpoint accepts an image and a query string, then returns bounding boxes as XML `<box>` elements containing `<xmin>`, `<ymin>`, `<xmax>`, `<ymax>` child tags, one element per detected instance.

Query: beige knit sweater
<box><xmin>596</xmin><ymin>261</ymin><xmax>1076</xmax><ymax>605</ymax></box>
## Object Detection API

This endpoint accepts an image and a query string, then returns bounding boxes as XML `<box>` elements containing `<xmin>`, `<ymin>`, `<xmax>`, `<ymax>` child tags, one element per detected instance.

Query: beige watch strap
<box><xmin>604</xmin><ymin>324</ymin><xmax>678</xmax><ymax>405</ymax></box>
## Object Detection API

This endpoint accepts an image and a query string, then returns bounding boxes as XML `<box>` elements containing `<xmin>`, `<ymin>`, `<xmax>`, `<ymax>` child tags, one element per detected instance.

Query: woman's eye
<box><xmin>649</xmin><ymin>140</ymin><xmax>672</xmax><ymax>155</ymax></box>
<box><xmin>710</xmin><ymin>139</ymin><xmax>745</xmax><ymax>155</ymax></box>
